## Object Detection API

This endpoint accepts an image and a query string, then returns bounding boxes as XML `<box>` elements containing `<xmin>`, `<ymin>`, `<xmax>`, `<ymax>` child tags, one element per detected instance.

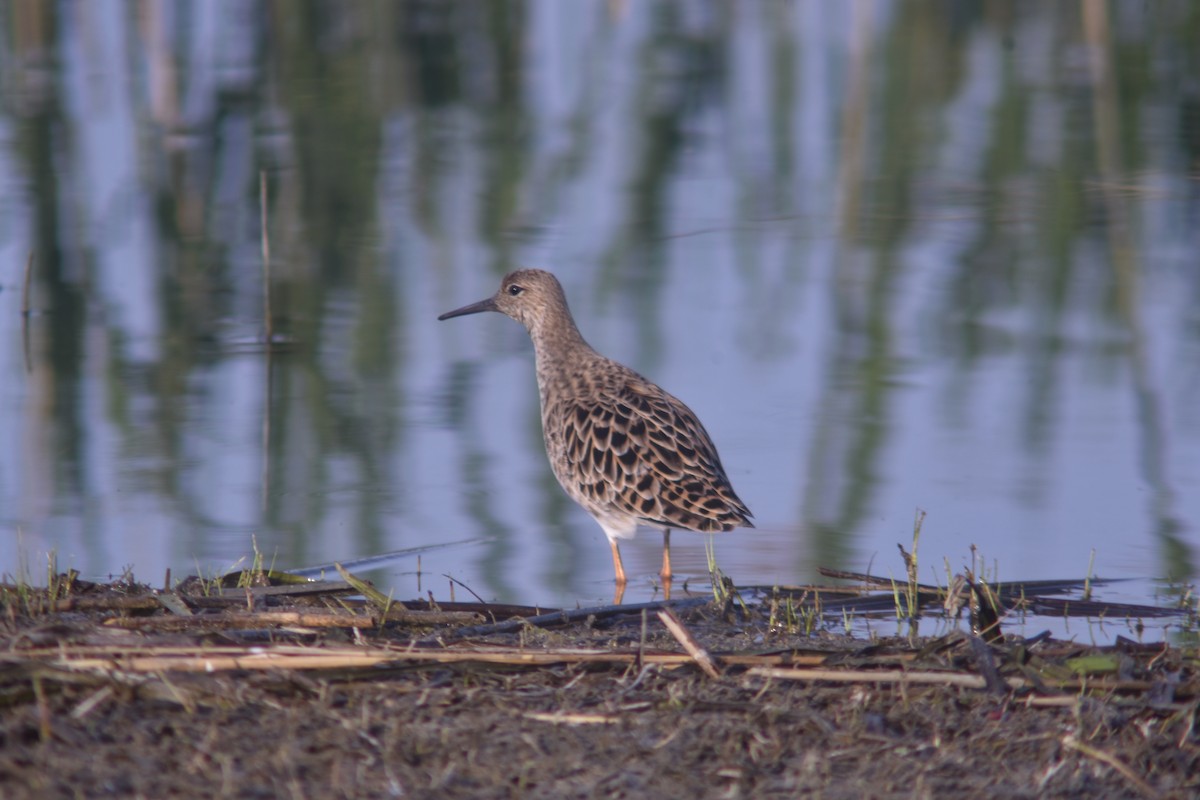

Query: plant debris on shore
<box><xmin>1</xmin><ymin>569</ymin><xmax>1197</xmax><ymax>799</ymax></box>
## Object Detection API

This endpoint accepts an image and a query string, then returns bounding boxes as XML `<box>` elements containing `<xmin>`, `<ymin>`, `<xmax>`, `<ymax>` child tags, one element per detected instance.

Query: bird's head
<box><xmin>438</xmin><ymin>268</ymin><xmax>572</xmax><ymax>336</ymax></box>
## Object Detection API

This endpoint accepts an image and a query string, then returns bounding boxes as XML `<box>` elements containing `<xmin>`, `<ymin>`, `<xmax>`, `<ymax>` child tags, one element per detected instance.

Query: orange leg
<box><xmin>659</xmin><ymin>529</ymin><xmax>674</xmax><ymax>600</ymax></box>
<box><xmin>610</xmin><ymin>539</ymin><xmax>627</xmax><ymax>605</ymax></box>
<box><xmin>659</xmin><ymin>529</ymin><xmax>672</xmax><ymax>580</ymax></box>
<box><xmin>610</xmin><ymin>539</ymin><xmax>627</xmax><ymax>585</ymax></box>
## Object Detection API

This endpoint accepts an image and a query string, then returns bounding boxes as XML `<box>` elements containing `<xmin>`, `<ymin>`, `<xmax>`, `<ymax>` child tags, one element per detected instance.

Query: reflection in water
<box><xmin>0</xmin><ymin>3</ymin><xmax>1197</xmax><ymax>635</ymax></box>
<box><xmin>1083</xmin><ymin>0</ymin><xmax>1190</xmax><ymax>586</ymax></box>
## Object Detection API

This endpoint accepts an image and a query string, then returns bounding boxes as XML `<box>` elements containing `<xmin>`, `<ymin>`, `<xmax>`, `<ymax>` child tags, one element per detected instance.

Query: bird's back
<box><xmin>539</xmin><ymin>351</ymin><xmax>754</xmax><ymax>535</ymax></box>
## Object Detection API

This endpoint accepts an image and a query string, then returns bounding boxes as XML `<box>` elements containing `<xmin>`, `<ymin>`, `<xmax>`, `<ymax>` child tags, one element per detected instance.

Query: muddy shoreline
<box><xmin>1</xmin><ymin>574</ymin><xmax>1196</xmax><ymax>799</ymax></box>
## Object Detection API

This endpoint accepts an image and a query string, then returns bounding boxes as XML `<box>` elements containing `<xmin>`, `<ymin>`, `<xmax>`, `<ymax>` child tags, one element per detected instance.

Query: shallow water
<box><xmin>1</xmin><ymin>2</ymin><xmax>1197</xmax><ymax>641</ymax></box>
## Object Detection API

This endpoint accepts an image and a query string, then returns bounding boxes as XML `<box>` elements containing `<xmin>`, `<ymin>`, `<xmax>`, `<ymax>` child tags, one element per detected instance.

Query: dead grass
<box><xmin>0</xmin><ymin>573</ymin><xmax>1196</xmax><ymax>799</ymax></box>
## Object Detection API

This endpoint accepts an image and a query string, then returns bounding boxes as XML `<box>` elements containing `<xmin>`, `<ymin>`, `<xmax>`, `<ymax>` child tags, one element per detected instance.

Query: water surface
<box><xmin>1</xmin><ymin>2</ymin><xmax>1197</xmax><ymax>641</ymax></box>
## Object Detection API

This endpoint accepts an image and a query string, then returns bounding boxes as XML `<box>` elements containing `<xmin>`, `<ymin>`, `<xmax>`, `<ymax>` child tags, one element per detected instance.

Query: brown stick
<box><xmin>1062</xmin><ymin>734</ymin><xmax>1162</xmax><ymax>799</ymax></box>
<box><xmin>52</xmin><ymin>595</ymin><xmax>164</xmax><ymax>612</ymax></box>
<box><xmin>657</xmin><ymin>607</ymin><xmax>721</xmax><ymax>678</ymax></box>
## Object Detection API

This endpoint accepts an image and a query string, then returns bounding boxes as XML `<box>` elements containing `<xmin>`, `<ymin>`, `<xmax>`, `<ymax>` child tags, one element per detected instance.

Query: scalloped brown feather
<box><xmin>544</xmin><ymin>361</ymin><xmax>753</xmax><ymax>535</ymax></box>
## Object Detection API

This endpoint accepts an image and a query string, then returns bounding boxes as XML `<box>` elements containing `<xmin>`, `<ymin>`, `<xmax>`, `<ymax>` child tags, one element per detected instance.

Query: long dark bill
<box><xmin>437</xmin><ymin>297</ymin><xmax>498</xmax><ymax>320</ymax></box>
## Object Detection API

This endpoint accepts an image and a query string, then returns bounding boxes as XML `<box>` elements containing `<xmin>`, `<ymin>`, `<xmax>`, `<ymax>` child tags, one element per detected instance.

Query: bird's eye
<box><xmin>507</xmin><ymin>284</ymin><xmax>524</xmax><ymax>296</ymax></box>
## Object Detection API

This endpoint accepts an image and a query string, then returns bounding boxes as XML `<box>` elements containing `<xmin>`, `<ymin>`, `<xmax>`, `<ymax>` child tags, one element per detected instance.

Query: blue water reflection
<box><xmin>0</xmin><ymin>1</ymin><xmax>1196</xmax><ymax>640</ymax></box>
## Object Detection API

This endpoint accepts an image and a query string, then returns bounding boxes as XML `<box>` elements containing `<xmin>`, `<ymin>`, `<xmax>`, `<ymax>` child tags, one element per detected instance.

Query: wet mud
<box><xmin>1</xmin><ymin>574</ymin><xmax>1196</xmax><ymax>799</ymax></box>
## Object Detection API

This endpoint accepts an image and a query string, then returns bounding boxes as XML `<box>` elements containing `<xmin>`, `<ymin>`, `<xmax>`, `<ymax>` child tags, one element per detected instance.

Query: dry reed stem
<box><xmin>751</xmin><ymin>666</ymin><xmax>1002</xmax><ymax>689</ymax></box>
<box><xmin>749</xmin><ymin>667</ymin><xmax>1188</xmax><ymax>702</ymax></box>
<box><xmin>9</xmin><ymin>644</ymin><xmax>1194</xmax><ymax>713</ymax></box>
<box><xmin>657</xmin><ymin>608</ymin><xmax>721</xmax><ymax>678</ymax></box>
<box><xmin>335</xmin><ymin>562</ymin><xmax>402</xmax><ymax>615</ymax></box>
<box><xmin>31</xmin><ymin>674</ymin><xmax>52</xmax><ymax>743</ymax></box>
<box><xmin>23</xmin><ymin>645</ymin><xmax>828</xmax><ymax>675</ymax></box>
<box><xmin>1063</xmin><ymin>733</ymin><xmax>1162</xmax><ymax>799</ymax></box>
<box><xmin>522</xmin><ymin>711</ymin><xmax>622</xmax><ymax>725</ymax></box>
<box><xmin>99</xmin><ymin>609</ymin><xmax>468</xmax><ymax>631</ymax></box>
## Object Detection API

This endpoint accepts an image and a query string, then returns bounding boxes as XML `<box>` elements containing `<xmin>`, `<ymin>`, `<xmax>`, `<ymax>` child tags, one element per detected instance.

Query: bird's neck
<box><xmin>529</xmin><ymin>316</ymin><xmax>596</xmax><ymax>383</ymax></box>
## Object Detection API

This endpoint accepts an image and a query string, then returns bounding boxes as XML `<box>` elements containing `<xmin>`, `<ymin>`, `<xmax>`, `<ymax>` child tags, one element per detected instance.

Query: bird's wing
<box><xmin>559</xmin><ymin>371</ymin><xmax>753</xmax><ymax>533</ymax></box>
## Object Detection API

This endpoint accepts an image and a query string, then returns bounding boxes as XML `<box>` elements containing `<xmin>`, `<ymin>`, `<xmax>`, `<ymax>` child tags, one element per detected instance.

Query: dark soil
<box><xmin>1</xmin><ymin>575</ymin><xmax>1197</xmax><ymax>799</ymax></box>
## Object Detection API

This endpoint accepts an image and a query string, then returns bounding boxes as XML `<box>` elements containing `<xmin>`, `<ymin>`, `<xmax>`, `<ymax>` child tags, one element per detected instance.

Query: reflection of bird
<box><xmin>439</xmin><ymin>269</ymin><xmax>753</xmax><ymax>600</ymax></box>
